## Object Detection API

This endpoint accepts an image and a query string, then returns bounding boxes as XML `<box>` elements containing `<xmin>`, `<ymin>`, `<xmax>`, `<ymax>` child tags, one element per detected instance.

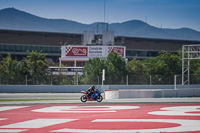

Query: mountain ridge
<box><xmin>0</xmin><ymin>8</ymin><xmax>200</xmax><ymax>41</ymax></box>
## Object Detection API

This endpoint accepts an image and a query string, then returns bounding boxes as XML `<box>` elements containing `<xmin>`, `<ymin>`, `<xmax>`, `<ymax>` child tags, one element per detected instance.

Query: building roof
<box><xmin>1</xmin><ymin>29</ymin><xmax>200</xmax><ymax>44</ymax></box>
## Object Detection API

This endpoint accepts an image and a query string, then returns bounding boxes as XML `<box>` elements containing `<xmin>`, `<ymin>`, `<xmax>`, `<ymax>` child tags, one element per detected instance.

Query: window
<box><xmin>126</xmin><ymin>50</ymin><xmax>159</xmax><ymax>58</ymax></box>
<box><xmin>76</xmin><ymin>62</ymin><xmax>85</xmax><ymax>67</ymax></box>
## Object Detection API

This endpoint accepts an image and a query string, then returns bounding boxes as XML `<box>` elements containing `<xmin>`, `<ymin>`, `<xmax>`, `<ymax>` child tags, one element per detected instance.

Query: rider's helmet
<box><xmin>92</xmin><ymin>85</ymin><xmax>95</xmax><ymax>91</ymax></box>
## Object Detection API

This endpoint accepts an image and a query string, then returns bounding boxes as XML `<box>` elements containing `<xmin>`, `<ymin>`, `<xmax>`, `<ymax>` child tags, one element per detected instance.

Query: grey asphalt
<box><xmin>0</xmin><ymin>93</ymin><xmax>200</xmax><ymax>105</ymax></box>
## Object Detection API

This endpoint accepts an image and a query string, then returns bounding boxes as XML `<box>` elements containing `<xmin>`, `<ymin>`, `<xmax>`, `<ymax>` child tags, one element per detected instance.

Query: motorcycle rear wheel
<box><xmin>96</xmin><ymin>95</ymin><xmax>103</xmax><ymax>102</ymax></box>
<box><xmin>80</xmin><ymin>96</ymin><xmax>87</xmax><ymax>102</ymax></box>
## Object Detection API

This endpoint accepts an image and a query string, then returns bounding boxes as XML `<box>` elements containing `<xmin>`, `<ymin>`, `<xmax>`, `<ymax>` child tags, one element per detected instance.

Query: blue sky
<box><xmin>0</xmin><ymin>0</ymin><xmax>200</xmax><ymax>31</ymax></box>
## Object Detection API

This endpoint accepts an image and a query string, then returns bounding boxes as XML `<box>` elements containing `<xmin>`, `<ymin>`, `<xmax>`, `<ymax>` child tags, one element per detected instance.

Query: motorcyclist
<box><xmin>86</xmin><ymin>85</ymin><xmax>95</xmax><ymax>98</ymax></box>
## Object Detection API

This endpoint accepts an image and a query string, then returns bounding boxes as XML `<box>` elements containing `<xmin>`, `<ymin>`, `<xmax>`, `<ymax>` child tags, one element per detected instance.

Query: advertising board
<box><xmin>65</xmin><ymin>46</ymin><xmax>88</xmax><ymax>57</ymax></box>
<box><xmin>61</xmin><ymin>46</ymin><xmax>126</xmax><ymax>58</ymax></box>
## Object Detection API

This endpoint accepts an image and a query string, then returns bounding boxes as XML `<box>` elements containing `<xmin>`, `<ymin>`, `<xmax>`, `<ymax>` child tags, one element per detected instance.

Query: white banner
<box><xmin>88</xmin><ymin>46</ymin><xmax>105</xmax><ymax>57</ymax></box>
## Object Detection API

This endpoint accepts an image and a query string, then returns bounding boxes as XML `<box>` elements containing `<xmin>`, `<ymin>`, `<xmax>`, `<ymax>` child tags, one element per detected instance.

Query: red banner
<box><xmin>108</xmin><ymin>47</ymin><xmax>124</xmax><ymax>57</ymax></box>
<box><xmin>66</xmin><ymin>47</ymin><xmax>88</xmax><ymax>56</ymax></box>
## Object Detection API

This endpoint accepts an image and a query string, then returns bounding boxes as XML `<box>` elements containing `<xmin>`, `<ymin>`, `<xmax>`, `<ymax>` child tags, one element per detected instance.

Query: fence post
<box><xmin>174</xmin><ymin>75</ymin><xmax>177</xmax><ymax>90</ymax></box>
<box><xmin>97</xmin><ymin>76</ymin><xmax>99</xmax><ymax>85</ymax></box>
<box><xmin>25</xmin><ymin>75</ymin><xmax>27</xmax><ymax>85</ymax></box>
<box><xmin>102</xmin><ymin>69</ymin><xmax>105</xmax><ymax>85</ymax></box>
<box><xmin>77</xmin><ymin>73</ymin><xmax>78</xmax><ymax>85</ymax></box>
<box><xmin>126</xmin><ymin>75</ymin><xmax>128</xmax><ymax>85</ymax></box>
<box><xmin>150</xmin><ymin>75</ymin><xmax>152</xmax><ymax>85</ymax></box>
<box><xmin>51</xmin><ymin>74</ymin><xmax>53</xmax><ymax>85</ymax></box>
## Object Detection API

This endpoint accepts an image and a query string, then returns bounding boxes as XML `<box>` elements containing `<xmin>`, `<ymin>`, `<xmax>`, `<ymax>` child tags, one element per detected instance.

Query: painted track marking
<box><xmin>0</xmin><ymin>119</ymin><xmax>77</xmax><ymax>128</ymax></box>
<box><xmin>0</xmin><ymin>106</ymin><xmax>29</xmax><ymax>112</ymax></box>
<box><xmin>149</xmin><ymin>106</ymin><xmax>200</xmax><ymax>116</ymax></box>
<box><xmin>32</xmin><ymin>106</ymin><xmax>140</xmax><ymax>113</ymax></box>
<box><xmin>0</xmin><ymin>104</ymin><xmax>200</xmax><ymax>133</ymax></box>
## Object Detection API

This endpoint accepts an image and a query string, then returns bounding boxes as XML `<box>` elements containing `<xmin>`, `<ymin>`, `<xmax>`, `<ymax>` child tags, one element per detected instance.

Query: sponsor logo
<box><xmin>108</xmin><ymin>47</ymin><xmax>124</xmax><ymax>57</ymax></box>
<box><xmin>66</xmin><ymin>47</ymin><xmax>88</xmax><ymax>56</ymax></box>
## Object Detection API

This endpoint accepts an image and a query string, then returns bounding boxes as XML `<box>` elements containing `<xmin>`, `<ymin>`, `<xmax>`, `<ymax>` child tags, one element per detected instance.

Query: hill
<box><xmin>0</xmin><ymin>8</ymin><xmax>200</xmax><ymax>41</ymax></box>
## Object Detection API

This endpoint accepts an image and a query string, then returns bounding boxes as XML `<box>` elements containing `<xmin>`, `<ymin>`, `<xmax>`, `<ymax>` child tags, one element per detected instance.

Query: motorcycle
<box><xmin>80</xmin><ymin>89</ymin><xmax>103</xmax><ymax>102</ymax></box>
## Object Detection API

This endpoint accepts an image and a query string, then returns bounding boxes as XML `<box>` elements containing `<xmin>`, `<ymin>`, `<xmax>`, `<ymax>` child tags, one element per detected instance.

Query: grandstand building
<box><xmin>1</xmin><ymin>29</ymin><xmax>200</xmax><ymax>67</ymax></box>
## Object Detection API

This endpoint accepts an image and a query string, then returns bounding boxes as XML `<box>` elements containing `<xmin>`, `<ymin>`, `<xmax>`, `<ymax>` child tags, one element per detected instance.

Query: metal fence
<box><xmin>0</xmin><ymin>74</ymin><xmax>200</xmax><ymax>85</ymax></box>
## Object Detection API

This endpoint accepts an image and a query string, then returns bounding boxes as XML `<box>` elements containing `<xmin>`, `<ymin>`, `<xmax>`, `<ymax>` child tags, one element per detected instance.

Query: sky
<box><xmin>0</xmin><ymin>0</ymin><xmax>200</xmax><ymax>31</ymax></box>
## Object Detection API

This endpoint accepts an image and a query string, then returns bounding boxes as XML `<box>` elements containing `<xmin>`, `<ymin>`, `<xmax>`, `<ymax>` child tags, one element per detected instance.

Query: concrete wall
<box><xmin>105</xmin><ymin>88</ymin><xmax>200</xmax><ymax>99</ymax></box>
<box><xmin>108</xmin><ymin>85</ymin><xmax>200</xmax><ymax>90</ymax></box>
<box><xmin>0</xmin><ymin>85</ymin><xmax>199</xmax><ymax>93</ymax></box>
<box><xmin>0</xmin><ymin>85</ymin><xmax>98</xmax><ymax>93</ymax></box>
<box><xmin>119</xmin><ymin>90</ymin><xmax>163</xmax><ymax>99</ymax></box>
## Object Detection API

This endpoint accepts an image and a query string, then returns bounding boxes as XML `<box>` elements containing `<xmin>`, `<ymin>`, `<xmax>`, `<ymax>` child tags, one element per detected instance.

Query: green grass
<box><xmin>0</xmin><ymin>99</ymin><xmax>78</xmax><ymax>102</ymax></box>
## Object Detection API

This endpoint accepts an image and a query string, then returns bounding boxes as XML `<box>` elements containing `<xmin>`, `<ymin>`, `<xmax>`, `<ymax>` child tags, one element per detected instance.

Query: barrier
<box><xmin>0</xmin><ymin>85</ymin><xmax>95</xmax><ymax>93</ymax></box>
<box><xmin>104</xmin><ymin>88</ymin><xmax>200</xmax><ymax>99</ymax></box>
<box><xmin>0</xmin><ymin>85</ymin><xmax>199</xmax><ymax>95</ymax></box>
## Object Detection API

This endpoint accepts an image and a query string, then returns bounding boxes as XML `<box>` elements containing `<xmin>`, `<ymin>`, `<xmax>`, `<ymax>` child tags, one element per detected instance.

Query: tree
<box><xmin>127</xmin><ymin>58</ymin><xmax>146</xmax><ymax>75</ymax></box>
<box><xmin>142</xmin><ymin>51</ymin><xmax>182</xmax><ymax>84</ymax></box>
<box><xmin>0</xmin><ymin>54</ymin><xmax>21</xmax><ymax>84</ymax></box>
<box><xmin>142</xmin><ymin>57</ymin><xmax>159</xmax><ymax>75</ymax></box>
<box><xmin>143</xmin><ymin>51</ymin><xmax>181</xmax><ymax>76</ymax></box>
<box><xmin>22</xmin><ymin>50</ymin><xmax>48</xmax><ymax>84</ymax></box>
<box><xmin>190</xmin><ymin>59</ymin><xmax>200</xmax><ymax>75</ymax></box>
<box><xmin>81</xmin><ymin>53</ymin><xmax>127</xmax><ymax>85</ymax></box>
<box><xmin>81</xmin><ymin>58</ymin><xmax>105</xmax><ymax>84</ymax></box>
<box><xmin>126</xmin><ymin>58</ymin><xmax>148</xmax><ymax>84</ymax></box>
<box><xmin>156</xmin><ymin>51</ymin><xmax>181</xmax><ymax>76</ymax></box>
<box><xmin>105</xmin><ymin>53</ymin><xmax>127</xmax><ymax>84</ymax></box>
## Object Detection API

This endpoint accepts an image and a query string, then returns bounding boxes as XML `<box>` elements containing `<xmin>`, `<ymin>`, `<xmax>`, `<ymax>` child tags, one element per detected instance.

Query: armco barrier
<box><xmin>162</xmin><ymin>89</ymin><xmax>177</xmax><ymax>97</ymax></box>
<box><xmin>194</xmin><ymin>89</ymin><xmax>200</xmax><ymax>97</ymax></box>
<box><xmin>0</xmin><ymin>85</ymin><xmax>199</xmax><ymax>94</ymax></box>
<box><xmin>0</xmin><ymin>85</ymin><xmax>96</xmax><ymax>93</ymax></box>
<box><xmin>0</xmin><ymin>85</ymin><xmax>109</xmax><ymax>93</ymax></box>
<box><xmin>176</xmin><ymin>89</ymin><xmax>194</xmax><ymax>97</ymax></box>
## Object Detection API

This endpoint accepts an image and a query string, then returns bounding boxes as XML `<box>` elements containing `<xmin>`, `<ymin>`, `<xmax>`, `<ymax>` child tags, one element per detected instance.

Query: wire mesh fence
<box><xmin>0</xmin><ymin>74</ymin><xmax>200</xmax><ymax>85</ymax></box>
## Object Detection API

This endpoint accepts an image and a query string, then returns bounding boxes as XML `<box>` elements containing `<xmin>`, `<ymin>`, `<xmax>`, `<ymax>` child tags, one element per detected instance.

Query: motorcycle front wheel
<box><xmin>80</xmin><ymin>96</ymin><xmax>87</xmax><ymax>102</ymax></box>
<box><xmin>96</xmin><ymin>95</ymin><xmax>103</xmax><ymax>102</ymax></box>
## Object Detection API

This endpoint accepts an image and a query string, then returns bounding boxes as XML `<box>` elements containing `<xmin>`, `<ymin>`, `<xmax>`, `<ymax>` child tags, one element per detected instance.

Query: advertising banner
<box><xmin>108</xmin><ymin>46</ymin><xmax>124</xmax><ymax>57</ymax></box>
<box><xmin>65</xmin><ymin>46</ymin><xmax>88</xmax><ymax>57</ymax></box>
<box><xmin>61</xmin><ymin>46</ymin><xmax>125</xmax><ymax>58</ymax></box>
<box><xmin>88</xmin><ymin>46</ymin><xmax>105</xmax><ymax>57</ymax></box>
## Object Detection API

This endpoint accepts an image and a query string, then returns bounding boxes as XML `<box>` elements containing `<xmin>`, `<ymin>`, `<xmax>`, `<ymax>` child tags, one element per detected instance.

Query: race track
<box><xmin>0</xmin><ymin>104</ymin><xmax>200</xmax><ymax>133</ymax></box>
